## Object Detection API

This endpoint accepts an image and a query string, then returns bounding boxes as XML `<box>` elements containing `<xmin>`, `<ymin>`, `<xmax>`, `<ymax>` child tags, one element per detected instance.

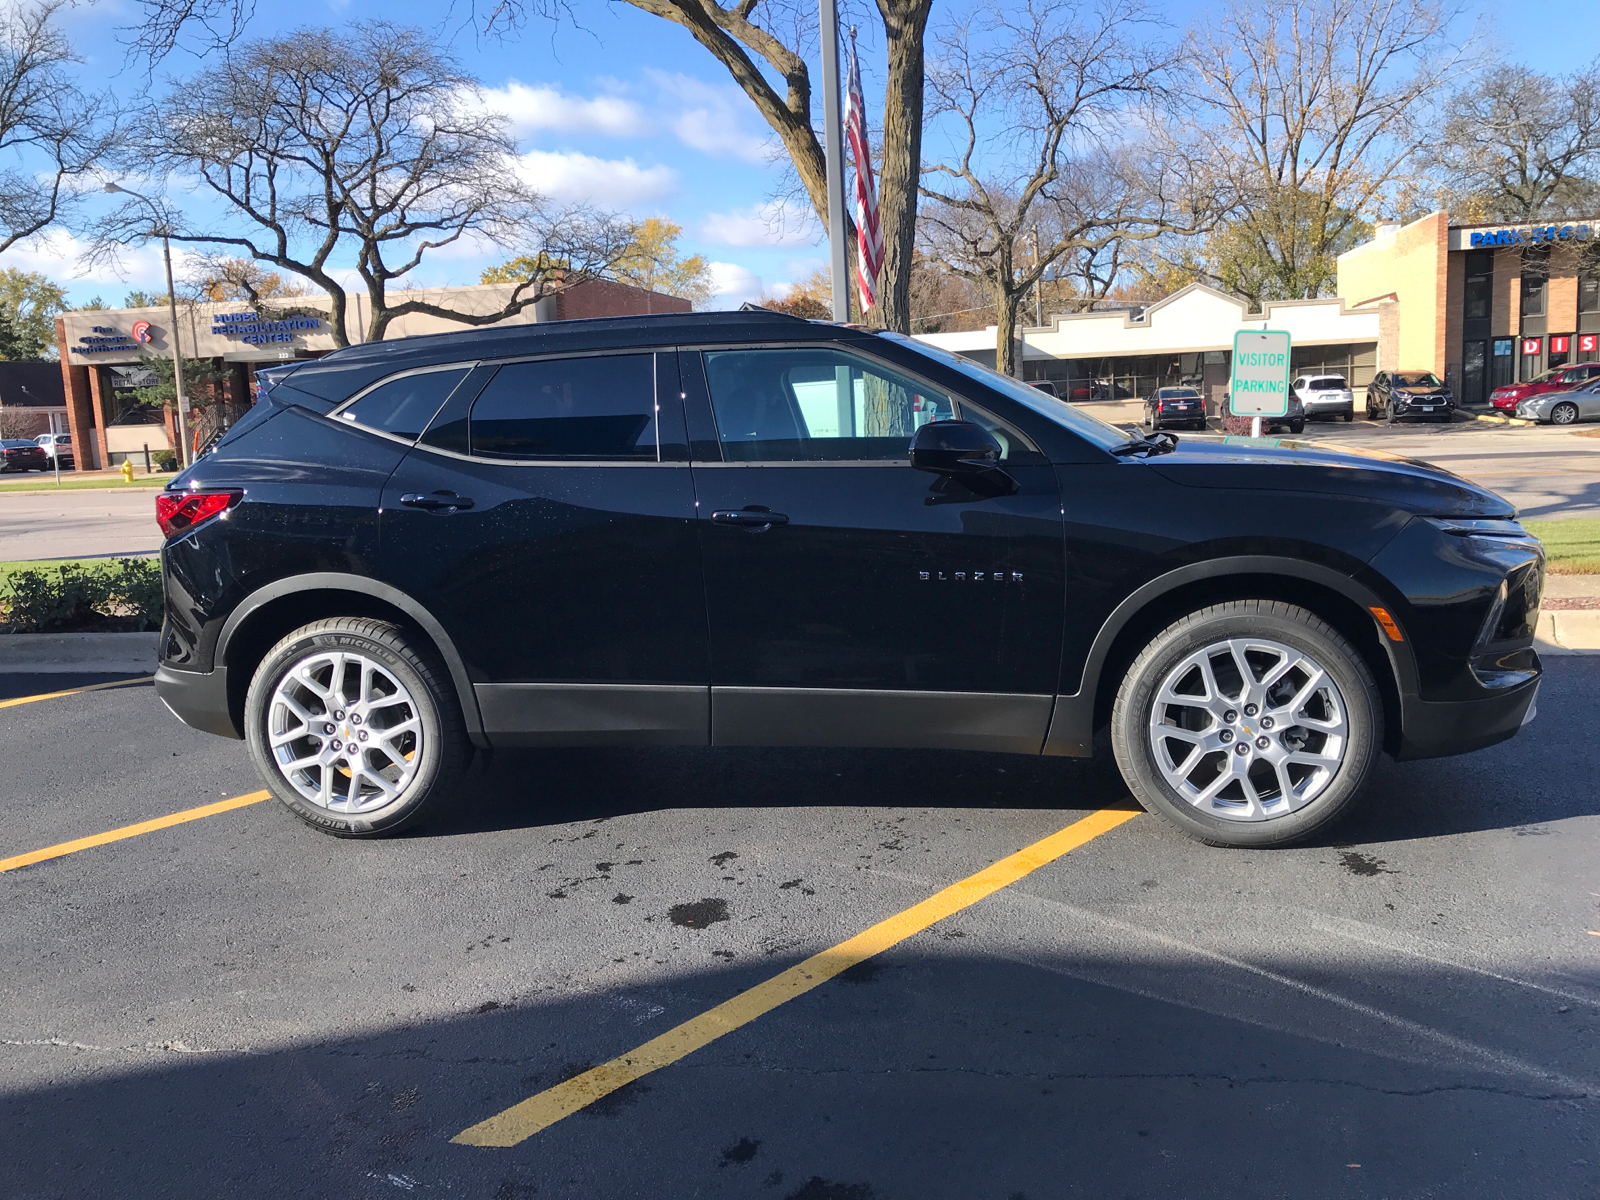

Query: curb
<box><xmin>0</xmin><ymin>631</ymin><xmax>160</xmax><ymax>674</ymax></box>
<box><xmin>1535</xmin><ymin>611</ymin><xmax>1600</xmax><ymax>656</ymax></box>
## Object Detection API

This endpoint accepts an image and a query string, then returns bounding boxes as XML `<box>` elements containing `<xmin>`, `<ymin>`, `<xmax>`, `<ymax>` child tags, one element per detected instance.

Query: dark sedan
<box><xmin>0</xmin><ymin>438</ymin><xmax>49</xmax><ymax>471</ymax></box>
<box><xmin>1144</xmin><ymin>386</ymin><xmax>1207</xmax><ymax>430</ymax></box>
<box><xmin>1366</xmin><ymin>371</ymin><xmax>1455</xmax><ymax>423</ymax></box>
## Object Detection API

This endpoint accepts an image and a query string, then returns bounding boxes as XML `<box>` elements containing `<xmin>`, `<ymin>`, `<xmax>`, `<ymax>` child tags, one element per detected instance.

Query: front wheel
<box><xmin>244</xmin><ymin>617</ymin><xmax>472</xmax><ymax>837</ymax></box>
<box><xmin>1111</xmin><ymin>600</ymin><xmax>1383</xmax><ymax>847</ymax></box>
<box><xmin>1552</xmin><ymin>402</ymin><xmax>1579</xmax><ymax>426</ymax></box>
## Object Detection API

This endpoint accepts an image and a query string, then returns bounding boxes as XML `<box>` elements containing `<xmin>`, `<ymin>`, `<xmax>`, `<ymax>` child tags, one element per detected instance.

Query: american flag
<box><xmin>844</xmin><ymin>32</ymin><xmax>882</xmax><ymax>313</ymax></box>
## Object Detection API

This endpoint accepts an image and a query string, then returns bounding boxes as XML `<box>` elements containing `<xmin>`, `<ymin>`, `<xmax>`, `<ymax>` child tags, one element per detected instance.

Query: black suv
<box><xmin>154</xmin><ymin>312</ymin><xmax>1543</xmax><ymax>848</ymax></box>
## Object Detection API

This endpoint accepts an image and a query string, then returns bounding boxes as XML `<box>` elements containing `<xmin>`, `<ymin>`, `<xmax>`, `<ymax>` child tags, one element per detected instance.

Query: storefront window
<box><xmin>1492</xmin><ymin>338</ymin><xmax>1515</xmax><ymax>388</ymax></box>
<box><xmin>1463</xmin><ymin>250</ymin><xmax>1492</xmax><ymax>322</ymax></box>
<box><xmin>1521</xmin><ymin>273</ymin><xmax>1545</xmax><ymax>317</ymax></box>
<box><xmin>1581</xmin><ymin>274</ymin><xmax>1599</xmax><ymax>314</ymax></box>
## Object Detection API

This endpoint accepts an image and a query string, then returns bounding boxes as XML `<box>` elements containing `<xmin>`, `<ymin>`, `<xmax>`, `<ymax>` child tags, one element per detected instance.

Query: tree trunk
<box><xmin>993</xmin><ymin>288</ymin><xmax>1023</xmax><ymax>378</ymax></box>
<box><xmin>873</xmin><ymin>0</ymin><xmax>933</xmax><ymax>334</ymax></box>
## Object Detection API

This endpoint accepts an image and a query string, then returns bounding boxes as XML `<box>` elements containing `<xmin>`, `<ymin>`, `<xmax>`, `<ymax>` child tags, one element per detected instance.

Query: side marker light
<box><xmin>1368</xmin><ymin>606</ymin><xmax>1404</xmax><ymax>643</ymax></box>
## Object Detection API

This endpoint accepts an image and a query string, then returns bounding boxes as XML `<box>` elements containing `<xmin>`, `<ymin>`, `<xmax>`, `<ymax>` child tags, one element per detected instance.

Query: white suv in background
<box><xmin>1291</xmin><ymin>375</ymin><xmax>1355</xmax><ymax>422</ymax></box>
<box><xmin>34</xmin><ymin>432</ymin><xmax>72</xmax><ymax>467</ymax></box>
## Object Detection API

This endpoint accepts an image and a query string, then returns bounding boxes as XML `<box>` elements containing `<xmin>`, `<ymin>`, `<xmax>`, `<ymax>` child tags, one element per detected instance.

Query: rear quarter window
<box><xmin>335</xmin><ymin>367</ymin><xmax>472</xmax><ymax>441</ymax></box>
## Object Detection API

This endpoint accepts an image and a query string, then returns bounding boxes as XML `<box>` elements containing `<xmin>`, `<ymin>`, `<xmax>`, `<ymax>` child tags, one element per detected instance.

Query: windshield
<box><xmin>1308</xmin><ymin>377</ymin><xmax>1347</xmax><ymax>390</ymax></box>
<box><xmin>1393</xmin><ymin>373</ymin><xmax>1442</xmax><ymax>388</ymax></box>
<box><xmin>886</xmin><ymin>333</ymin><xmax>1132</xmax><ymax>451</ymax></box>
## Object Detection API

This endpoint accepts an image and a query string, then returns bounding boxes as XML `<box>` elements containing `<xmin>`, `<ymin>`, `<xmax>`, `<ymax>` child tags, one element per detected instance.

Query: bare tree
<box><xmin>1433</xmin><ymin>59</ymin><xmax>1600</xmax><ymax>222</ymax></box>
<box><xmin>1184</xmin><ymin>0</ymin><xmax>1469</xmax><ymax>304</ymax></box>
<box><xmin>0</xmin><ymin>2</ymin><xmax>117</xmax><ymax>257</ymax></box>
<box><xmin>96</xmin><ymin>24</ymin><xmax>634</xmax><ymax>346</ymax></box>
<box><xmin>919</xmin><ymin>0</ymin><xmax>1210</xmax><ymax>375</ymax></box>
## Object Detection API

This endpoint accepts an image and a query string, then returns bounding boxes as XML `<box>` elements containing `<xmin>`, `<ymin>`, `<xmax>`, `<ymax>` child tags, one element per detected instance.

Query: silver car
<box><xmin>1292</xmin><ymin>374</ymin><xmax>1355</xmax><ymax>421</ymax></box>
<box><xmin>1517</xmin><ymin>380</ymin><xmax>1600</xmax><ymax>425</ymax></box>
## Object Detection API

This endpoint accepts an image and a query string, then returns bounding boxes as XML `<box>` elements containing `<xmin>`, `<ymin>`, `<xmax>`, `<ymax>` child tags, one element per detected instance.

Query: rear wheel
<box><xmin>1342</xmin><ymin>412</ymin><xmax>1353</xmax><ymax>422</ymax></box>
<box><xmin>1111</xmin><ymin>601</ymin><xmax>1382</xmax><ymax>848</ymax></box>
<box><xmin>244</xmin><ymin>617</ymin><xmax>471</xmax><ymax>837</ymax></box>
<box><xmin>1552</xmin><ymin>402</ymin><xmax>1579</xmax><ymax>426</ymax></box>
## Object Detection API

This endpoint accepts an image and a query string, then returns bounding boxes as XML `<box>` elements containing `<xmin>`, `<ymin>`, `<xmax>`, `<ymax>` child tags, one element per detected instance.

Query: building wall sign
<box><xmin>1522</xmin><ymin>337</ymin><xmax>1542</xmax><ymax>356</ymax></box>
<box><xmin>75</xmin><ymin>325</ymin><xmax>145</xmax><ymax>355</ymax></box>
<box><xmin>211</xmin><ymin>310</ymin><xmax>323</xmax><ymax>345</ymax></box>
<box><xmin>1469</xmin><ymin>223</ymin><xmax>1591</xmax><ymax>248</ymax></box>
<box><xmin>1581</xmin><ymin>335</ymin><xmax>1598</xmax><ymax>354</ymax></box>
<box><xmin>1552</xmin><ymin>335</ymin><xmax>1571</xmax><ymax>355</ymax></box>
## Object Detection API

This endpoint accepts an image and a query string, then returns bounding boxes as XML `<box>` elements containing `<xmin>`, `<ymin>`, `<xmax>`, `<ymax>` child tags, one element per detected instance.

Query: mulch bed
<box><xmin>1542</xmin><ymin>597</ymin><xmax>1600</xmax><ymax>610</ymax></box>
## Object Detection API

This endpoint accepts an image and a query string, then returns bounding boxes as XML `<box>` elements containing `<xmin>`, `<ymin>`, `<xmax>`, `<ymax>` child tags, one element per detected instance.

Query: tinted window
<box><xmin>339</xmin><ymin>368</ymin><xmax>470</xmax><ymax>440</ymax></box>
<box><xmin>1308</xmin><ymin>377</ymin><xmax>1347</xmax><ymax>390</ymax></box>
<box><xmin>469</xmin><ymin>355</ymin><xmax>657</xmax><ymax>460</ymax></box>
<box><xmin>702</xmin><ymin>347</ymin><xmax>953</xmax><ymax>462</ymax></box>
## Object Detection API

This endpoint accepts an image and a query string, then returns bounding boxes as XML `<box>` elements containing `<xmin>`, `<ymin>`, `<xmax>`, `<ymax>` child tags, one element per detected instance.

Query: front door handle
<box><xmin>711</xmin><ymin>507</ymin><xmax>789</xmax><ymax>530</ymax></box>
<box><xmin>399</xmin><ymin>491</ymin><xmax>475</xmax><ymax>512</ymax></box>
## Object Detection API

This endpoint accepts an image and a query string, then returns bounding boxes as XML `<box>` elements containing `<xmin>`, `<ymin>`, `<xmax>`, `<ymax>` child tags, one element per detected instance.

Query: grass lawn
<box><xmin>0</xmin><ymin>473</ymin><xmax>176</xmax><ymax>493</ymax></box>
<box><xmin>1523</xmin><ymin>519</ymin><xmax>1600</xmax><ymax>574</ymax></box>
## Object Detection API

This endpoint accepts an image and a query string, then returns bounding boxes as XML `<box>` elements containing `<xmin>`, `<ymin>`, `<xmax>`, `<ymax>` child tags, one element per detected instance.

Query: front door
<box><xmin>1462</xmin><ymin>341</ymin><xmax>1486</xmax><ymax>407</ymax></box>
<box><xmin>683</xmin><ymin>345</ymin><xmax>1065</xmax><ymax>752</ymax></box>
<box><xmin>380</xmin><ymin>350</ymin><xmax>708</xmax><ymax>745</ymax></box>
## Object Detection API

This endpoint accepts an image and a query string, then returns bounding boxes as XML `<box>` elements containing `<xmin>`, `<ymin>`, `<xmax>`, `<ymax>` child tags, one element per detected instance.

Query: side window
<box><xmin>468</xmin><ymin>355</ymin><xmax>657</xmax><ymax>461</ymax></box>
<box><xmin>337</xmin><ymin>367</ymin><xmax>471</xmax><ymax>440</ymax></box>
<box><xmin>702</xmin><ymin>347</ymin><xmax>954</xmax><ymax>462</ymax></box>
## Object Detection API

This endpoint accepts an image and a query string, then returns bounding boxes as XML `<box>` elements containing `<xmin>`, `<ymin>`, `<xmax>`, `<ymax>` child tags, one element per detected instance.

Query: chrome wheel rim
<box><xmin>268</xmin><ymin>651</ymin><xmax>424</xmax><ymax>813</ymax></box>
<box><xmin>1147</xmin><ymin>637</ymin><xmax>1348</xmax><ymax>822</ymax></box>
<box><xmin>1553</xmin><ymin>404</ymin><xmax>1577</xmax><ymax>425</ymax></box>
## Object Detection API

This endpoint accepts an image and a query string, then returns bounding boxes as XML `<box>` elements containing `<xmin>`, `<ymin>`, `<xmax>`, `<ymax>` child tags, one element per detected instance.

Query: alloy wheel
<box><xmin>267</xmin><ymin>650</ymin><xmax>424</xmax><ymax>813</ymax></box>
<box><xmin>1552</xmin><ymin>402</ymin><xmax>1578</xmax><ymax>425</ymax></box>
<box><xmin>1146</xmin><ymin>636</ymin><xmax>1348</xmax><ymax>822</ymax></box>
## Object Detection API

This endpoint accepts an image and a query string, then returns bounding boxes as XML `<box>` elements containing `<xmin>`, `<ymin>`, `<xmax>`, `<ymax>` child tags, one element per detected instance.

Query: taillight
<box><xmin>156</xmin><ymin>490</ymin><xmax>237</xmax><ymax>538</ymax></box>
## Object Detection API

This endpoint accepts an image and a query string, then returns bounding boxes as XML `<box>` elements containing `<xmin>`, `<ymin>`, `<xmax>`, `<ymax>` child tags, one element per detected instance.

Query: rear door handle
<box><xmin>399</xmin><ymin>491</ymin><xmax>475</xmax><ymax>512</ymax></box>
<box><xmin>711</xmin><ymin>507</ymin><xmax>789</xmax><ymax>530</ymax></box>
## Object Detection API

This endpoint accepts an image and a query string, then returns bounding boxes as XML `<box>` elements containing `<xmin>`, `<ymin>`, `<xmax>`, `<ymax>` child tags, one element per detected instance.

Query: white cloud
<box><xmin>705</xmin><ymin>261</ymin><xmax>765</xmax><ymax>309</ymax></box>
<box><xmin>701</xmin><ymin>199</ymin><xmax>821</xmax><ymax>248</ymax></box>
<box><xmin>2</xmin><ymin>229</ymin><xmax>183</xmax><ymax>290</ymax></box>
<box><xmin>515</xmin><ymin>149</ymin><xmax>678</xmax><ymax>207</ymax></box>
<box><xmin>645</xmin><ymin>70</ymin><xmax>773</xmax><ymax>163</ymax></box>
<box><xmin>477</xmin><ymin>82</ymin><xmax>650</xmax><ymax>140</ymax></box>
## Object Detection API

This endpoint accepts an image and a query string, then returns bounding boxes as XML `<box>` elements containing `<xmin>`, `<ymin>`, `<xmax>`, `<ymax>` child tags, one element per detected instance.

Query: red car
<box><xmin>1491</xmin><ymin>362</ymin><xmax>1600</xmax><ymax>412</ymax></box>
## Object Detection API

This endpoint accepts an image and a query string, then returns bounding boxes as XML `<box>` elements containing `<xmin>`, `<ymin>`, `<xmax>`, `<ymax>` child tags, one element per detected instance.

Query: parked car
<box><xmin>1366</xmin><ymin>371</ymin><xmax>1455</xmax><ymax>423</ymax></box>
<box><xmin>1490</xmin><ymin>362</ymin><xmax>1600</xmax><ymax>413</ymax></box>
<box><xmin>1228</xmin><ymin>393</ymin><xmax>1305</xmax><ymax>434</ymax></box>
<box><xmin>1292</xmin><ymin>375</ymin><xmax>1355</xmax><ymax>422</ymax></box>
<box><xmin>153</xmin><ymin>310</ymin><xmax>1543</xmax><ymax>850</ymax></box>
<box><xmin>34</xmin><ymin>432</ymin><xmax>73</xmax><ymax>468</ymax></box>
<box><xmin>0</xmin><ymin>438</ymin><xmax>49</xmax><ymax>471</ymax></box>
<box><xmin>1516</xmin><ymin>379</ymin><xmax>1600</xmax><ymax>425</ymax></box>
<box><xmin>1144</xmin><ymin>386</ymin><xmax>1207</xmax><ymax>431</ymax></box>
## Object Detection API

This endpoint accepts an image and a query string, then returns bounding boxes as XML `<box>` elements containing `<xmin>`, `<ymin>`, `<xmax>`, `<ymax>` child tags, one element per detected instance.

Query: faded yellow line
<box><xmin>0</xmin><ymin>675</ymin><xmax>154</xmax><ymax>710</ymax></box>
<box><xmin>453</xmin><ymin>805</ymin><xmax>1141</xmax><ymax>1148</ymax></box>
<box><xmin>0</xmin><ymin>791</ymin><xmax>271</xmax><ymax>874</ymax></box>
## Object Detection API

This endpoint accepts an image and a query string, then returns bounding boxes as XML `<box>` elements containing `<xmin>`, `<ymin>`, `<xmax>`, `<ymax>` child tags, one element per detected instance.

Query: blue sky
<box><xmin>15</xmin><ymin>0</ymin><xmax>1594</xmax><ymax>309</ymax></box>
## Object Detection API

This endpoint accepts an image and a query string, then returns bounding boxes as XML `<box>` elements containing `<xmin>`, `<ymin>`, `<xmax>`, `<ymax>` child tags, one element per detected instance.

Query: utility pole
<box><xmin>106</xmin><ymin>182</ymin><xmax>190</xmax><ymax>468</ymax></box>
<box><xmin>819</xmin><ymin>0</ymin><xmax>850</xmax><ymax>323</ymax></box>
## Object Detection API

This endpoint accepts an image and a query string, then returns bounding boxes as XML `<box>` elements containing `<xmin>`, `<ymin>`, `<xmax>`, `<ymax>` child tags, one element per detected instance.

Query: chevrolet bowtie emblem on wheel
<box><xmin>919</xmin><ymin>571</ymin><xmax>1023</xmax><ymax>582</ymax></box>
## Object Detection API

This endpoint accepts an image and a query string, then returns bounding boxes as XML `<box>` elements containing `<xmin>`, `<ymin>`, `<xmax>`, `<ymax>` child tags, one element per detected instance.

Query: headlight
<box><xmin>1425</xmin><ymin>517</ymin><xmax>1538</xmax><ymax>542</ymax></box>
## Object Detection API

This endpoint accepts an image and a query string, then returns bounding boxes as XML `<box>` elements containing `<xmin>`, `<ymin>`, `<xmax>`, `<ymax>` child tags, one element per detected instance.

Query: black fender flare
<box><xmin>216</xmin><ymin>571</ymin><xmax>485</xmax><ymax>742</ymax></box>
<box><xmin>1044</xmin><ymin>555</ymin><xmax>1417</xmax><ymax>756</ymax></box>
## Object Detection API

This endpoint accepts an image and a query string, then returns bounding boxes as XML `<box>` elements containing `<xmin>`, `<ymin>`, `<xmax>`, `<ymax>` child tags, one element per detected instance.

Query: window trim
<box><xmin>687</xmin><ymin>340</ymin><xmax>1037</xmax><ymax>466</ymax></box>
<box><xmin>326</xmin><ymin>360</ymin><xmax>481</xmax><ymax>447</ymax></box>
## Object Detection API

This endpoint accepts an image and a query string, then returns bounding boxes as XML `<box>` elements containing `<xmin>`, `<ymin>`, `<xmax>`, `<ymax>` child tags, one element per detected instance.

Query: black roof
<box><xmin>274</xmin><ymin>309</ymin><xmax>848</xmax><ymax>403</ymax></box>
<box><xmin>0</xmin><ymin>360</ymin><xmax>65</xmax><ymax>408</ymax></box>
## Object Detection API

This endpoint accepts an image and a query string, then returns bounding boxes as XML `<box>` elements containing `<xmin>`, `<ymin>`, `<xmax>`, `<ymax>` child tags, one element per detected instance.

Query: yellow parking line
<box><xmin>453</xmin><ymin>805</ymin><xmax>1141</xmax><ymax>1148</ymax></box>
<box><xmin>0</xmin><ymin>791</ymin><xmax>271</xmax><ymax>875</ymax></box>
<box><xmin>0</xmin><ymin>675</ymin><xmax>154</xmax><ymax>711</ymax></box>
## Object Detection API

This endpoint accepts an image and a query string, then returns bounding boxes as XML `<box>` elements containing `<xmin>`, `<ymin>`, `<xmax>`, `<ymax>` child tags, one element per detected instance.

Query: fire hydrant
<box><xmin>119</xmin><ymin>459</ymin><xmax>134</xmax><ymax>483</ymax></box>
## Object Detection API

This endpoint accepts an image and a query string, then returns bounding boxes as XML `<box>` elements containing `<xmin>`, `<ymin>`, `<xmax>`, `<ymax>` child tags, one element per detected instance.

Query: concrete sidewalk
<box><xmin>1535</xmin><ymin>610</ymin><xmax>1600</xmax><ymax>655</ymax></box>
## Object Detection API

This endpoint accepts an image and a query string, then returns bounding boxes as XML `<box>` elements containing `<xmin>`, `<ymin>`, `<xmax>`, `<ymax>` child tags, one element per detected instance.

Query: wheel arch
<box><xmin>1045</xmin><ymin>557</ymin><xmax>1414</xmax><ymax>758</ymax></box>
<box><xmin>216</xmin><ymin>573</ymin><xmax>485</xmax><ymax>746</ymax></box>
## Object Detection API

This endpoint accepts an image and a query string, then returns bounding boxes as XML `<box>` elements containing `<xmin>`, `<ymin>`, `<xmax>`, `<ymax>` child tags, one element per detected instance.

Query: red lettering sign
<box><xmin>1522</xmin><ymin>337</ymin><xmax>1542</xmax><ymax>356</ymax></box>
<box><xmin>1580</xmin><ymin>334</ymin><xmax>1598</xmax><ymax>354</ymax></box>
<box><xmin>1551</xmin><ymin>335</ymin><xmax>1570</xmax><ymax>354</ymax></box>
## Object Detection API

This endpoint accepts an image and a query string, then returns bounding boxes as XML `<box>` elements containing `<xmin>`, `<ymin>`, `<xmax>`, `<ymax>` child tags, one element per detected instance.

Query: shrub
<box><xmin>152</xmin><ymin>450</ymin><xmax>178</xmax><ymax>472</ymax></box>
<box><xmin>0</xmin><ymin>558</ymin><xmax>163</xmax><ymax>632</ymax></box>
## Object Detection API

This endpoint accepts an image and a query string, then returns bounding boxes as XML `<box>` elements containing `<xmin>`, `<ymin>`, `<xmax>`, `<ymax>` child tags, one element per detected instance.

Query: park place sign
<box><xmin>1229</xmin><ymin>330</ymin><xmax>1291</xmax><ymax>418</ymax></box>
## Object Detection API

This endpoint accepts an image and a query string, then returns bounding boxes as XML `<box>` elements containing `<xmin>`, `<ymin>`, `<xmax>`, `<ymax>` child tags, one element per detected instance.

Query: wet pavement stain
<box><xmin>720</xmin><ymin>1137</ymin><xmax>761</xmax><ymax>1166</ymax></box>
<box><xmin>669</xmin><ymin>898</ymin><xmax>730</xmax><ymax>928</ymax></box>
<box><xmin>1338</xmin><ymin>851</ymin><xmax>1395</xmax><ymax>876</ymax></box>
<box><xmin>785</xmin><ymin>1178</ymin><xmax>879</xmax><ymax>1200</ymax></box>
<box><xmin>710</xmin><ymin>851</ymin><xmax>740</xmax><ymax>866</ymax></box>
<box><xmin>612</xmin><ymin>893</ymin><xmax>633</xmax><ymax>905</ymax></box>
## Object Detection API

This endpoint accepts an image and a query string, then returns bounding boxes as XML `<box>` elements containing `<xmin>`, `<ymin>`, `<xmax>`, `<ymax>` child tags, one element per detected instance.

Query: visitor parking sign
<box><xmin>1229</xmin><ymin>330</ymin><xmax>1291</xmax><ymax>417</ymax></box>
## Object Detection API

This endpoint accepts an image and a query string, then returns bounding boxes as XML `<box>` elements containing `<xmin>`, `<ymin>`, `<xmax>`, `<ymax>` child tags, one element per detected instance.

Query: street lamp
<box><xmin>105</xmin><ymin>181</ymin><xmax>190</xmax><ymax>468</ymax></box>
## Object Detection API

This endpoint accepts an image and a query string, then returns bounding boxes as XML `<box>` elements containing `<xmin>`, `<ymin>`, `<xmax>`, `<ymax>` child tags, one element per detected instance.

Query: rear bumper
<box><xmin>1393</xmin><ymin>670</ymin><xmax>1539</xmax><ymax>761</ymax></box>
<box><xmin>154</xmin><ymin>663</ymin><xmax>241</xmax><ymax>740</ymax></box>
<box><xmin>1302</xmin><ymin>399</ymin><xmax>1353</xmax><ymax>414</ymax></box>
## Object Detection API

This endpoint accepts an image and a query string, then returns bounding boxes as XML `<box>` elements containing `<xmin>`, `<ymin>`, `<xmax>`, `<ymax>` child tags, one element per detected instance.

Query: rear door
<box><xmin>379</xmin><ymin>350</ymin><xmax>708</xmax><ymax>746</ymax></box>
<box><xmin>682</xmin><ymin>343</ymin><xmax>1065</xmax><ymax>752</ymax></box>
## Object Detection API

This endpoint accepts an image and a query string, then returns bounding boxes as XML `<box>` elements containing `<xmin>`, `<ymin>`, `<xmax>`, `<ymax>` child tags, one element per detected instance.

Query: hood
<box><xmin>1145</xmin><ymin>438</ymin><xmax>1515</xmax><ymax>518</ymax></box>
<box><xmin>1393</xmin><ymin>384</ymin><xmax>1448</xmax><ymax>396</ymax></box>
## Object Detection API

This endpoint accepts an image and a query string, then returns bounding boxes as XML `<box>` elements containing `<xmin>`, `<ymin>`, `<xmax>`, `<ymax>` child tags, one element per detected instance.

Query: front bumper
<box><xmin>154</xmin><ymin>663</ymin><xmax>241</xmax><ymax>740</ymax></box>
<box><xmin>1393</xmin><ymin>668</ymin><xmax>1539</xmax><ymax>760</ymax></box>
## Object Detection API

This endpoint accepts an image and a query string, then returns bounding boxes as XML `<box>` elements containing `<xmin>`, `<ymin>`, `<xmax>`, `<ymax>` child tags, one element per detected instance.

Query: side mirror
<box><xmin>909</xmin><ymin>420</ymin><xmax>1017</xmax><ymax>496</ymax></box>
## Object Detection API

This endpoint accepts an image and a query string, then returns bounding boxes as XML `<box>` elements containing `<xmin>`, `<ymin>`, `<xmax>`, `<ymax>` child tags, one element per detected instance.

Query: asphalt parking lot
<box><xmin>3</xmin><ymin>665</ymin><xmax>1597</xmax><ymax>1199</ymax></box>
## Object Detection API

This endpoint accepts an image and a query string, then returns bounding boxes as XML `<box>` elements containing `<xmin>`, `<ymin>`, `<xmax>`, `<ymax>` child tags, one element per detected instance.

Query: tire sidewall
<box><xmin>245</xmin><ymin>625</ymin><xmax>448</xmax><ymax>836</ymax></box>
<box><xmin>1113</xmin><ymin>606</ymin><xmax>1381</xmax><ymax>847</ymax></box>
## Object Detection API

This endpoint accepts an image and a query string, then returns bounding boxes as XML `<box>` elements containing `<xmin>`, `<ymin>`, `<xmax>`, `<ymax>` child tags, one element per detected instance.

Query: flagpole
<box><xmin>819</xmin><ymin>0</ymin><xmax>850</xmax><ymax>322</ymax></box>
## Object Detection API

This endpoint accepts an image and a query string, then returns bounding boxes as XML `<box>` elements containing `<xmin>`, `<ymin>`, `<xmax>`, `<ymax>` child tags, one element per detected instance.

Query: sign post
<box><xmin>1229</xmin><ymin>330</ymin><xmax>1292</xmax><ymax>439</ymax></box>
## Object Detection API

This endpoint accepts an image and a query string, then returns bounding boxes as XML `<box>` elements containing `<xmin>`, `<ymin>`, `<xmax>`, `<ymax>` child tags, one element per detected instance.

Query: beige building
<box><xmin>54</xmin><ymin>278</ymin><xmax>690</xmax><ymax>469</ymax></box>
